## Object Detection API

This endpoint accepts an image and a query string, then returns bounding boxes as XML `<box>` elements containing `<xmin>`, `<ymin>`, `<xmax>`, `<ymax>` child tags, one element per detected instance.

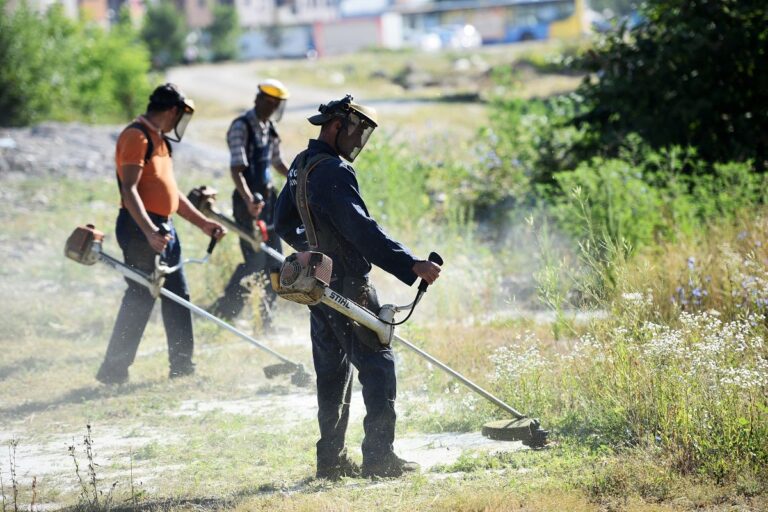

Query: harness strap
<box><xmin>295</xmin><ymin>151</ymin><xmax>333</xmax><ymax>250</ymax></box>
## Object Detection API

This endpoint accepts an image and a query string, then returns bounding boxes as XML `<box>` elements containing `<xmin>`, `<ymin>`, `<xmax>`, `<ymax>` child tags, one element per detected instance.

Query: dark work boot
<box><xmin>95</xmin><ymin>362</ymin><xmax>128</xmax><ymax>385</ymax></box>
<box><xmin>206</xmin><ymin>297</ymin><xmax>236</xmax><ymax>323</ymax></box>
<box><xmin>361</xmin><ymin>452</ymin><xmax>420</xmax><ymax>479</ymax></box>
<box><xmin>169</xmin><ymin>361</ymin><xmax>195</xmax><ymax>379</ymax></box>
<box><xmin>316</xmin><ymin>455</ymin><xmax>361</xmax><ymax>481</ymax></box>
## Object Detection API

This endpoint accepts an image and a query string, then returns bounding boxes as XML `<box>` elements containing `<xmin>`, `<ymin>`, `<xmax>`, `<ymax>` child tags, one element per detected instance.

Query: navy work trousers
<box><xmin>309</xmin><ymin>276</ymin><xmax>398</xmax><ymax>469</ymax></box>
<box><xmin>213</xmin><ymin>190</ymin><xmax>282</xmax><ymax>324</ymax></box>
<box><xmin>100</xmin><ymin>209</ymin><xmax>194</xmax><ymax>374</ymax></box>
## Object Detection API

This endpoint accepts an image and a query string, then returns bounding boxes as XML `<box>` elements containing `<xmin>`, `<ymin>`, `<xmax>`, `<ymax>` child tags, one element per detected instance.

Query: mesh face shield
<box><xmin>336</xmin><ymin>110</ymin><xmax>376</xmax><ymax>163</ymax></box>
<box><xmin>168</xmin><ymin>98</ymin><xmax>195</xmax><ymax>142</ymax></box>
<box><xmin>270</xmin><ymin>99</ymin><xmax>286</xmax><ymax>122</ymax></box>
<box><xmin>255</xmin><ymin>93</ymin><xmax>286</xmax><ymax>123</ymax></box>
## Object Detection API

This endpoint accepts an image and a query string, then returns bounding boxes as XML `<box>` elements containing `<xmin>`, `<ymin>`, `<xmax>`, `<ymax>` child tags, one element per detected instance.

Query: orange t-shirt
<box><xmin>116</xmin><ymin>119</ymin><xmax>179</xmax><ymax>217</ymax></box>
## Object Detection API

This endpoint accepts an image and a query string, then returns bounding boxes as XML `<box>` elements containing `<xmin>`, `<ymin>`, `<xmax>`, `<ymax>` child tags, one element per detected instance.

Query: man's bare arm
<box><xmin>230</xmin><ymin>164</ymin><xmax>264</xmax><ymax>218</ymax></box>
<box><xmin>177</xmin><ymin>193</ymin><xmax>227</xmax><ymax>239</ymax></box>
<box><xmin>274</xmin><ymin>158</ymin><xmax>289</xmax><ymax>177</ymax></box>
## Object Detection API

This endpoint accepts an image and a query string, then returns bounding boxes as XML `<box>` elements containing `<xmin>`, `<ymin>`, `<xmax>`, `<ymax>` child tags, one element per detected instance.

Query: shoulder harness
<box><xmin>295</xmin><ymin>151</ymin><xmax>334</xmax><ymax>250</ymax></box>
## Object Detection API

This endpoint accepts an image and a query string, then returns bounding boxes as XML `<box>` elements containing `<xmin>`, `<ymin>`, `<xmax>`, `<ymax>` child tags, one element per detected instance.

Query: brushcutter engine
<box><xmin>188</xmin><ymin>185</ymin><xmax>271</xmax><ymax>251</ymax></box>
<box><xmin>64</xmin><ymin>224</ymin><xmax>104</xmax><ymax>265</ymax></box>
<box><xmin>272</xmin><ymin>251</ymin><xmax>332</xmax><ymax>305</ymax></box>
<box><xmin>187</xmin><ymin>185</ymin><xmax>218</xmax><ymax>215</ymax></box>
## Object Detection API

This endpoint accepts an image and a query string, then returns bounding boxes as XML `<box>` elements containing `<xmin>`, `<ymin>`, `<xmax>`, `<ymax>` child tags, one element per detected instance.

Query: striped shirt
<box><xmin>227</xmin><ymin>108</ymin><xmax>282</xmax><ymax>170</ymax></box>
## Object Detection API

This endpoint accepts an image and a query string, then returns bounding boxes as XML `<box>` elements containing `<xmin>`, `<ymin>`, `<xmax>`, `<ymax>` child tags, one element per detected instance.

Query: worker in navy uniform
<box><xmin>209</xmin><ymin>79</ymin><xmax>290</xmax><ymax>331</ymax></box>
<box><xmin>274</xmin><ymin>95</ymin><xmax>441</xmax><ymax>479</ymax></box>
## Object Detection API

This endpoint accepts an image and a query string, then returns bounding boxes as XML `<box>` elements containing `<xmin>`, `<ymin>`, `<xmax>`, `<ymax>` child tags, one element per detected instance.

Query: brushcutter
<box><xmin>271</xmin><ymin>251</ymin><xmax>550</xmax><ymax>448</ymax></box>
<box><xmin>187</xmin><ymin>186</ymin><xmax>283</xmax><ymax>264</ymax></box>
<box><xmin>63</xmin><ymin>224</ymin><xmax>311</xmax><ymax>387</ymax></box>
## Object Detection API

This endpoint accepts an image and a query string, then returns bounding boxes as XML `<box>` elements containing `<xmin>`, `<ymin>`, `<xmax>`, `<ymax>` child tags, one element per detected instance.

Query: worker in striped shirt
<box><xmin>209</xmin><ymin>80</ymin><xmax>290</xmax><ymax>332</ymax></box>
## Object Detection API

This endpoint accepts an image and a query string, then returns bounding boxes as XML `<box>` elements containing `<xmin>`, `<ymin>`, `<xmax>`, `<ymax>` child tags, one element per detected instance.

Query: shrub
<box><xmin>552</xmin><ymin>157</ymin><xmax>665</xmax><ymax>250</ymax></box>
<box><xmin>0</xmin><ymin>1</ymin><xmax>152</xmax><ymax>125</ymax></box>
<box><xmin>354</xmin><ymin>135</ymin><xmax>432</xmax><ymax>235</ymax></box>
<box><xmin>481</xmin><ymin>72</ymin><xmax>588</xmax><ymax>207</ymax></box>
<box><xmin>0</xmin><ymin>0</ymin><xmax>63</xmax><ymax>126</ymax></box>
<box><xmin>489</xmin><ymin>305</ymin><xmax>768</xmax><ymax>478</ymax></box>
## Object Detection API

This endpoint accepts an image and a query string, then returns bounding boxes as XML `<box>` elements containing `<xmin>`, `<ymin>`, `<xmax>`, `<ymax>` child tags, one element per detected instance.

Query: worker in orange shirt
<box><xmin>96</xmin><ymin>83</ymin><xmax>226</xmax><ymax>385</ymax></box>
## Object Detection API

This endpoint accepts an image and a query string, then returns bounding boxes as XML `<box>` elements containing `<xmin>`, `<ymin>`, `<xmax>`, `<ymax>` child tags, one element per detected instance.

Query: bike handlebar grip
<box><xmin>253</xmin><ymin>192</ymin><xmax>264</xmax><ymax>204</ymax></box>
<box><xmin>418</xmin><ymin>251</ymin><xmax>443</xmax><ymax>293</ymax></box>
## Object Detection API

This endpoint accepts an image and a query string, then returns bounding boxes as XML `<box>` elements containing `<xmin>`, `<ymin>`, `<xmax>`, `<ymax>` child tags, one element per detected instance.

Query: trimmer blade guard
<box><xmin>482</xmin><ymin>418</ymin><xmax>549</xmax><ymax>448</ymax></box>
<box><xmin>263</xmin><ymin>362</ymin><xmax>313</xmax><ymax>388</ymax></box>
<box><xmin>263</xmin><ymin>362</ymin><xmax>297</xmax><ymax>379</ymax></box>
<box><xmin>290</xmin><ymin>367</ymin><xmax>313</xmax><ymax>387</ymax></box>
<box><xmin>64</xmin><ymin>225</ymin><xmax>104</xmax><ymax>265</ymax></box>
<box><xmin>187</xmin><ymin>186</ymin><xmax>218</xmax><ymax>213</ymax></box>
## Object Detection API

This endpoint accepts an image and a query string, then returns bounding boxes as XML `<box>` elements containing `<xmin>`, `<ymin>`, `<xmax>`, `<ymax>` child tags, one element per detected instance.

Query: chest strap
<box><xmin>295</xmin><ymin>152</ymin><xmax>333</xmax><ymax>250</ymax></box>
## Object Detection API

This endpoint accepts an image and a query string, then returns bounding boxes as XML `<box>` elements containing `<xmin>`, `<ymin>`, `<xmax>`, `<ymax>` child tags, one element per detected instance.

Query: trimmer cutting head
<box><xmin>482</xmin><ymin>418</ymin><xmax>549</xmax><ymax>448</ymax></box>
<box><xmin>263</xmin><ymin>362</ymin><xmax>312</xmax><ymax>388</ymax></box>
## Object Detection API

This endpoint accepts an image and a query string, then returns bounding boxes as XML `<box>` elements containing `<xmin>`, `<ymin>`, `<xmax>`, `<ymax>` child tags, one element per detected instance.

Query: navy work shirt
<box><xmin>274</xmin><ymin>139</ymin><xmax>418</xmax><ymax>285</ymax></box>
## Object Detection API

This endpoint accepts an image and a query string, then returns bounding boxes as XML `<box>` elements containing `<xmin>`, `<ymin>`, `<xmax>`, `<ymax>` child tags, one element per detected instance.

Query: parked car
<box><xmin>417</xmin><ymin>24</ymin><xmax>483</xmax><ymax>52</ymax></box>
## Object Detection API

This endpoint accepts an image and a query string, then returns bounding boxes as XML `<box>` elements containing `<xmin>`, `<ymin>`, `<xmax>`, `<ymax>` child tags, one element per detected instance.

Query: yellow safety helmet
<box><xmin>257</xmin><ymin>79</ymin><xmax>290</xmax><ymax>100</ymax></box>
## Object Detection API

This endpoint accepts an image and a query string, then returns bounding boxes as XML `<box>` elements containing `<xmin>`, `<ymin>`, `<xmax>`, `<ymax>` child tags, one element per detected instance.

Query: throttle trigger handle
<box><xmin>417</xmin><ymin>251</ymin><xmax>443</xmax><ymax>293</ymax></box>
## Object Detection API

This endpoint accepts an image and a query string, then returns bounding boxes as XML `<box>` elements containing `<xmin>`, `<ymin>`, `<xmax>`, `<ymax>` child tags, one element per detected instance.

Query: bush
<box><xmin>552</xmin><ymin>157</ymin><xmax>665</xmax><ymax>250</ymax></box>
<box><xmin>354</xmin><ymin>136</ymin><xmax>432</xmax><ymax>235</ymax></box>
<box><xmin>480</xmin><ymin>72</ymin><xmax>588</xmax><ymax>207</ymax></box>
<box><xmin>550</xmin><ymin>143</ymin><xmax>762</xmax><ymax>251</ymax></box>
<box><xmin>0</xmin><ymin>1</ymin><xmax>152</xmax><ymax>126</ymax></box>
<box><xmin>0</xmin><ymin>0</ymin><xmax>63</xmax><ymax>126</ymax></box>
<box><xmin>490</xmin><ymin>289</ymin><xmax>768</xmax><ymax>479</ymax></box>
<box><xmin>69</xmin><ymin>15</ymin><xmax>153</xmax><ymax>121</ymax></box>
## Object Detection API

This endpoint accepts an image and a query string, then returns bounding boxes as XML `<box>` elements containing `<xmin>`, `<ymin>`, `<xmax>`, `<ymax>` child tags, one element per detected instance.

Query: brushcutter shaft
<box><xmin>204</xmin><ymin>209</ymin><xmax>283</xmax><ymax>262</ymax></box>
<box><xmin>253</xmin><ymin>231</ymin><xmax>527</xmax><ymax>420</ymax></box>
<box><xmin>97</xmin><ymin>251</ymin><xmax>297</xmax><ymax>366</ymax></box>
<box><xmin>394</xmin><ymin>334</ymin><xmax>525</xmax><ymax>420</ymax></box>
<box><xmin>315</xmin><ymin>282</ymin><xmax>526</xmax><ymax>419</ymax></box>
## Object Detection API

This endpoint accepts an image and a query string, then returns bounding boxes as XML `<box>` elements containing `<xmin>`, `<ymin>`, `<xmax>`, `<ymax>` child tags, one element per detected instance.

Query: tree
<box><xmin>0</xmin><ymin>0</ymin><xmax>62</xmax><ymax>125</ymax></box>
<box><xmin>208</xmin><ymin>4</ymin><xmax>240</xmax><ymax>62</ymax></box>
<box><xmin>588</xmin><ymin>0</ymin><xmax>639</xmax><ymax>17</ymax></box>
<box><xmin>141</xmin><ymin>0</ymin><xmax>187</xmax><ymax>69</ymax></box>
<box><xmin>575</xmin><ymin>0</ymin><xmax>768</xmax><ymax>170</ymax></box>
